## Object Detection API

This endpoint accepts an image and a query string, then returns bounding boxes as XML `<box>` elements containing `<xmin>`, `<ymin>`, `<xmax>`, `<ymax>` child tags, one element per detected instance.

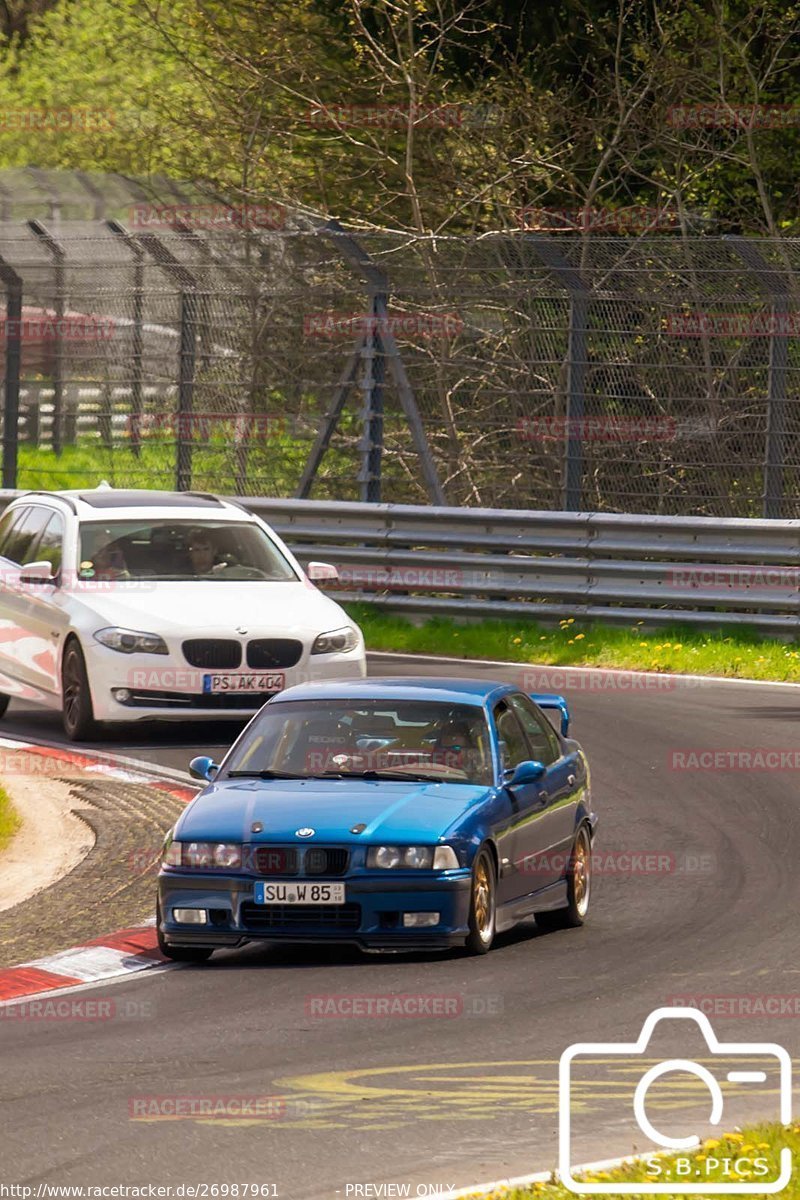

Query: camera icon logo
<box><xmin>558</xmin><ymin>1006</ymin><xmax>792</xmax><ymax>1194</ymax></box>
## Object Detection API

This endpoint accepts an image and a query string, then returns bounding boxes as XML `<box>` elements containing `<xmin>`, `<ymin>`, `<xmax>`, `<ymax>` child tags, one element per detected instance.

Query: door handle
<box><xmin>567</xmin><ymin>774</ymin><xmax>576</xmax><ymax>786</ymax></box>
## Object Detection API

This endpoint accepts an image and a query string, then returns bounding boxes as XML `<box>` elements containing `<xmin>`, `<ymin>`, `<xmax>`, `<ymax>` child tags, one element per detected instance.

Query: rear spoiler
<box><xmin>529</xmin><ymin>693</ymin><xmax>570</xmax><ymax>738</ymax></box>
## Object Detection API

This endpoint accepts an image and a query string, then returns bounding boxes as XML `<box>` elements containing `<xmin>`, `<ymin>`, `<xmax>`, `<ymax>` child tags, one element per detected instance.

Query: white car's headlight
<box><xmin>93</xmin><ymin>627</ymin><xmax>168</xmax><ymax>655</ymax></box>
<box><xmin>311</xmin><ymin>626</ymin><xmax>359</xmax><ymax>655</ymax></box>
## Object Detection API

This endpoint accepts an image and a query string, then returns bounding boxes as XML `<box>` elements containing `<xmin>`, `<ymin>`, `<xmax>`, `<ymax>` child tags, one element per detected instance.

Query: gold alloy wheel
<box><xmin>474</xmin><ymin>854</ymin><xmax>492</xmax><ymax>940</ymax></box>
<box><xmin>573</xmin><ymin>831</ymin><xmax>591</xmax><ymax>917</ymax></box>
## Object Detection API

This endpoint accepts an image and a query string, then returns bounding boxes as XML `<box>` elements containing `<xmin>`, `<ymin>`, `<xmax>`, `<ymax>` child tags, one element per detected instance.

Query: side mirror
<box><xmin>189</xmin><ymin>755</ymin><xmax>219</xmax><ymax>782</ymax></box>
<box><xmin>307</xmin><ymin>561</ymin><xmax>339</xmax><ymax>584</ymax></box>
<box><xmin>505</xmin><ymin>759</ymin><xmax>546</xmax><ymax>787</ymax></box>
<box><xmin>19</xmin><ymin>560</ymin><xmax>57</xmax><ymax>586</ymax></box>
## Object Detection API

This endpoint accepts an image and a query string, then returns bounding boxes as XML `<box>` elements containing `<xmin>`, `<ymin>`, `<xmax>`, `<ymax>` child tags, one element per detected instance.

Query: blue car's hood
<box><xmin>176</xmin><ymin>777</ymin><xmax>490</xmax><ymax>843</ymax></box>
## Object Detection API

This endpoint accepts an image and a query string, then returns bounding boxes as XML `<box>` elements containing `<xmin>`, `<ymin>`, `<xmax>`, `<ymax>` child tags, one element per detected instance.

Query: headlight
<box><xmin>367</xmin><ymin>845</ymin><xmax>435</xmax><ymax>869</ymax></box>
<box><xmin>311</xmin><ymin>626</ymin><xmax>359</xmax><ymax>655</ymax></box>
<box><xmin>163</xmin><ymin>842</ymin><xmax>243</xmax><ymax>869</ymax></box>
<box><xmin>94</xmin><ymin>627</ymin><xmax>168</xmax><ymax>655</ymax></box>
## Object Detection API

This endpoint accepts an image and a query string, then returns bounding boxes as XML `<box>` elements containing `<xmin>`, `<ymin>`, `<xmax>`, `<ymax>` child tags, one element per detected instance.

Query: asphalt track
<box><xmin>2</xmin><ymin>652</ymin><xmax>800</xmax><ymax>1197</ymax></box>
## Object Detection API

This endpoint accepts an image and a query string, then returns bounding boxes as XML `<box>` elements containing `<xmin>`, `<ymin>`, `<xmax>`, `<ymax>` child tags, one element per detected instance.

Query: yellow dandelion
<box><xmin>639</xmin><ymin>641</ymin><xmax>648</xmax><ymax>647</ymax></box>
<box><xmin>513</xmin><ymin>637</ymin><xmax>522</xmax><ymax>644</ymax></box>
<box><xmin>575</xmin><ymin>633</ymin><xmax>585</xmax><ymax>640</ymax></box>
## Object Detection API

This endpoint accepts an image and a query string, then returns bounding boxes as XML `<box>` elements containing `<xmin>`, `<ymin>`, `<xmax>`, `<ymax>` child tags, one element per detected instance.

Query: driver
<box><xmin>433</xmin><ymin>719</ymin><xmax>476</xmax><ymax>770</ymax></box>
<box><xmin>187</xmin><ymin>528</ymin><xmax>226</xmax><ymax>576</ymax></box>
<box><xmin>83</xmin><ymin>530</ymin><xmax>129</xmax><ymax>580</ymax></box>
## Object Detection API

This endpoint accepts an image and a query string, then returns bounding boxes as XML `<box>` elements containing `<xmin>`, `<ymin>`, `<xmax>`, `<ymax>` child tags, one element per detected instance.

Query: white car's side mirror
<box><xmin>307</xmin><ymin>561</ymin><xmax>339</xmax><ymax>583</ymax></box>
<box><xmin>19</xmin><ymin>560</ymin><xmax>57</xmax><ymax>586</ymax></box>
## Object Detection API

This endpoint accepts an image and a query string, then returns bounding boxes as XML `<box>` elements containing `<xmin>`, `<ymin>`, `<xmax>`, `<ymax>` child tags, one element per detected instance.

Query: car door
<box><xmin>492</xmin><ymin>699</ymin><xmax>556</xmax><ymax>901</ymax></box>
<box><xmin>15</xmin><ymin>508</ymin><xmax>67</xmax><ymax>695</ymax></box>
<box><xmin>0</xmin><ymin>504</ymin><xmax>61</xmax><ymax>692</ymax></box>
<box><xmin>507</xmin><ymin>692</ymin><xmax>584</xmax><ymax>894</ymax></box>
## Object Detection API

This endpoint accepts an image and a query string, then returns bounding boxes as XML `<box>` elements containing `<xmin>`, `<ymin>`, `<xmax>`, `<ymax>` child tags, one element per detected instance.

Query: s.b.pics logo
<box><xmin>559</xmin><ymin>1007</ymin><xmax>792</xmax><ymax>1193</ymax></box>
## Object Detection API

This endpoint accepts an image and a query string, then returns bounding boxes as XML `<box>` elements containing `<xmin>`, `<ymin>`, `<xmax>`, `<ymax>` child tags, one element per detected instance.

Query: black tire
<box><xmin>465</xmin><ymin>845</ymin><xmax>496</xmax><ymax>954</ymax></box>
<box><xmin>61</xmin><ymin>639</ymin><xmax>98</xmax><ymax>742</ymax></box>
<box><xmin>0</xmin><ymin>693</ymin><xmax>10</xmax><ymax>719</ymax></box>
<box><xmin>536</xmin><ymin>825</ymin><xmax>592</xmax><ymax>932</ymax></box>
<box><xmin>157</xmin><ymin>901</ymin><xmax>214</xmax><ymax>962</ymax></box>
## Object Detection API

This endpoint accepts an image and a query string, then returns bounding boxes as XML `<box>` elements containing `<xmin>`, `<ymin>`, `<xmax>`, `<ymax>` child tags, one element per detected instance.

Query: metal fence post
<box><xmin>177</xmin><ymin>290</ymin><xmax>197</xmax><ymax>491</ymax></box>
<box><xmin>107</xmin><ymin>221</ymin><xmax>199</xmax><ymax>490</ymax></box>
<box><xmin>728</xmin><ymin>237</ymin><xmax>789</xmax><ymax>519</ymax></box>
<box><xmin>526</xmin><ymin>236</ymin><xmax>591</xmax><ymax>512</ymax></box>
<box><xmin>358</xmin><ymin>288</ymin><xmax>387</xmax><ymax>503</ymax></box>
<box><xmin>0</xmin><ymin>258</ymin><xmax>22</xmax><ymax>488</ymax></box>
<box><xmin>28</xmin><ymin>220</ymin><xmax>66</xmax><ymax>455</ymax></box>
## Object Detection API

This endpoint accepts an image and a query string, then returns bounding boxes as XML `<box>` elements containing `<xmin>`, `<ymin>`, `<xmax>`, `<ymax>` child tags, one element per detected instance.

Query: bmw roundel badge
<box><xmin>295</xmin><ymin>827</ymin><xmax>315</xmax><ymax>838</ymax></box>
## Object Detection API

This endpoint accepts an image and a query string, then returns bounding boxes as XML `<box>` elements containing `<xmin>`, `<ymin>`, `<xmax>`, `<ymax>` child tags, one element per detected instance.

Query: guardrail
<box><xmin>239</xmin><ymin>497</ymin><xmax>800</xmax><ymax>634</ymax></box>
<box><xmin>0</xmin><ymin>490</ymin><xmax>797</xmax><ymax>633</ymax></box>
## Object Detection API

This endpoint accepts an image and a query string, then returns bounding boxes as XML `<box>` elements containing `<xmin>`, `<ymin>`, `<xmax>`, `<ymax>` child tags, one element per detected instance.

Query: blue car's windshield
<box><xmin>224</xmin><ymin>699</ymin><xmax>493</xmax><ymax>786</ymax></box>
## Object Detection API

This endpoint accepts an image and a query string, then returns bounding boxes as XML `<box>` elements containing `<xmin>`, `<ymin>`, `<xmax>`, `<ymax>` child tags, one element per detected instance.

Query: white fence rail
<box><xmin>238</xmin><ymin>497</ymin><xmax>800</xmax><ymax>634</ymax></box>
<box><xmin>0</xmin><ymin>490</ymin><xmax>795</xmax><ymax>633</ymax></box>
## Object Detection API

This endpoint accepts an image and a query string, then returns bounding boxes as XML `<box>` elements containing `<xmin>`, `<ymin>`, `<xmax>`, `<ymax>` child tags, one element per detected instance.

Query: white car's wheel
<box><xmin>62</xmin><ymin>640</ymin><xmax>99</xmax><ymax>742</ymax></box>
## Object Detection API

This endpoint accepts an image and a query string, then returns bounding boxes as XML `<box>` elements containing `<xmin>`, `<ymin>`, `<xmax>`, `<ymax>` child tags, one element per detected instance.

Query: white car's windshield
<box><xmin>77</xmin><ymin>520</ymin><xmax>298</xmax><ymax>582</ymax></box>
<box><xmin>224</xmin><ymin>699</ymin><xmax>494</xmax><ymax>786</ymax></box>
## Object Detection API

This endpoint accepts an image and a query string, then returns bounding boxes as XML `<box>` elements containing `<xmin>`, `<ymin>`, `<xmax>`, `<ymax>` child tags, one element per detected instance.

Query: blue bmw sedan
<box><xmin>157</xmin><ymin>676</ymin><xmax>597</xmax><ymax>959</ymax></box>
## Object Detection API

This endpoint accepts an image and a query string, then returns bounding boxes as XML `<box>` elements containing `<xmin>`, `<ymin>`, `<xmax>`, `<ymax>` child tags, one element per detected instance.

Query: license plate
<box><xmin>203</xmin><ymin>672</ymin><xmax>285</xmax><ymax>694</ymax></box>
<box><xmin>254</xmin><ymin>882</ymin><xmax>345</xmax><ymax>905</ymax></box>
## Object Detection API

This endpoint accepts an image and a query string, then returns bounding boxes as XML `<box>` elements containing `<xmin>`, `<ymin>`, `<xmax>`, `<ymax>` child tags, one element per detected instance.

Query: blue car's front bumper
<box><xmin>158</xmin><ymin>870</ymin><xmax>474</xmax><ymax>951</ymax></box>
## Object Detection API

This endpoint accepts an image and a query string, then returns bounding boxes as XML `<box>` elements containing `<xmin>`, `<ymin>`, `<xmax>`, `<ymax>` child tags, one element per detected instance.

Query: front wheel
<box><xmin>61</xmin><ymin>640</ymin><xmax>98</xmax><ymax>741</ymax></box>
<box><xmin>535</xmin><ymin>825</ymin><xmax>592</xmax><ymax>932</ymax></box>
<box><xmin>465</xmin><ymin>846</ymin><xmax>496</xmax><ymax>954</ymax></box>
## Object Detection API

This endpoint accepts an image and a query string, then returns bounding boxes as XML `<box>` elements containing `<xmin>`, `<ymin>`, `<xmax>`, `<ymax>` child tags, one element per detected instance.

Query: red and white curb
<box><xmin>0</xmin><ymin>737</ymin><xmax>198</xmax><ymax>1005</ymax></box>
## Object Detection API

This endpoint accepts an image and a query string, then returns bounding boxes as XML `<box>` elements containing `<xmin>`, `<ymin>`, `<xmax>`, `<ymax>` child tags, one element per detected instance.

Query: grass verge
<box><xmin>344</xmin><ymin>604</ymin><xmax>800</xmax><ymax>683</ymax></box>
<box><xmin>475</xmin><ymin>1123</ymin><xmax>799</xmax><ymax>1198</ymax></box>
<box><xmin>0</xmin><ymin>781</ymin><xmax>21</xmax><ymax>854</ymax></box>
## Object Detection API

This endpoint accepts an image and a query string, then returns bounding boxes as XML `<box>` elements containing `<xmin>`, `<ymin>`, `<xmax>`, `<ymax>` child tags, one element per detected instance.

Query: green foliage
<box><xmin>345</xmin><ymin>603</ymin><xmax>800</xmax><ymax>682</ymax></box>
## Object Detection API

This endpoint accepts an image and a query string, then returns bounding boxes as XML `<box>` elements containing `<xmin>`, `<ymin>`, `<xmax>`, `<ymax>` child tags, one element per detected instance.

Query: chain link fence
<box><xmin>0</xmin><ymin>199</ymin><xmax>799</xmax><ymax>516</ymax></box>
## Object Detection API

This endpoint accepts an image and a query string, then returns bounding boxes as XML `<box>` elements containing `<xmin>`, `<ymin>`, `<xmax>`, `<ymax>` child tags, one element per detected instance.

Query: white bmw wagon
<box><xmin>0</xmin><ymin>487</ymin><xmax>366</xmax><ymax>739</ymax></box>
